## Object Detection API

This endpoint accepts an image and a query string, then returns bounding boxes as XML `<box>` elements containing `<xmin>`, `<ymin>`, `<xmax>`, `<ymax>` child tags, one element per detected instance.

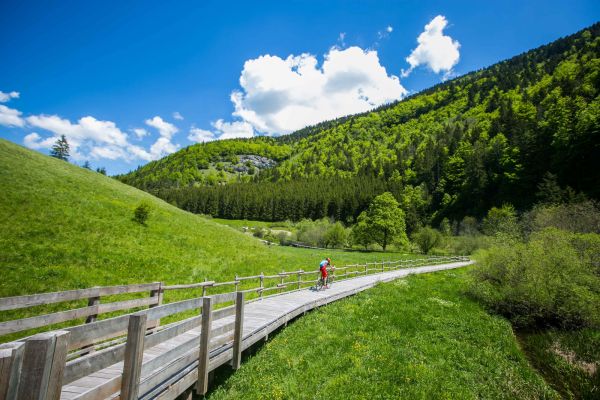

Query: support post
<box><xmin>85</xmin><ymin>287</ymin><xmax>100</xmax><ymax>324</ymax></box>
<box><xmin>297</xmin><ymin>270</ymin><xmax>302</xmax><ymax>290</ymax></box>
<box><xmin>148</xmin><ymin>282</ymin><xmax>163</xmax><ymax>329</ymax></box>
<box><xmin>234</xmin><ymin>275</ymin><xmax>239</xmax><ymax>293</ymax></box>
<box><xmin>0</xmin><ymin>341</ymin><xmax>25</xmax><ymax>400</ymax></box>
<box><xmin>121</xmin><ymin>313</ymin><xmax>147</xmax><ymax>400</ymax></box>
<box><xmin>232</xmin><ymin>291</ymin><xmax>245</xmax><ymax>370</ymax></box>
<box><xmin>17</xmin><ymin>331</ymin><xmax>70</xmax><ymax>400</ymax></box>
<box><xmin>196</xmin><ymin>297</ymin><xmax>213</xmax><ymax>396</ymax></box>
<box><xmin>259</xmin><ymin>273</ymin><xmax>264</xmax><ymax>299</ymax></box>
<box><xmin>202</xmin><ymin>278</ymin><xmax>208</xmax><ymax>297</ymax></box>
<box><xmin>364</xmin><ymin>264</ymin><xmax>368</xmax><ymax>276</ymax></box>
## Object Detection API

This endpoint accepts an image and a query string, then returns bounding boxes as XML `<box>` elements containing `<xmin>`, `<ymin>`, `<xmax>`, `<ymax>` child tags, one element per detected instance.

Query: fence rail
<box><xmin>0</xmin><ymin>255</ymin><xmax>469</xmax><ymax>400</ymax></box>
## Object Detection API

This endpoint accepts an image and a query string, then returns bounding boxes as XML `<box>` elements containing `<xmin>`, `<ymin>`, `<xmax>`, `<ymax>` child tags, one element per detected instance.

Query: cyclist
<box><xmin>319</xmin><ymin>258</ymin><xmax>332</xmax><ymax>289</ymax></box>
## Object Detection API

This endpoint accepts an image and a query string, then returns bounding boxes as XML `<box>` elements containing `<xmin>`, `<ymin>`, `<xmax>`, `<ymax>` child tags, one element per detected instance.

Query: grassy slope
<box><xmin>208</xmin><ymin>268</ymin><xmax>557</xmax><ymax>400</ymax></box>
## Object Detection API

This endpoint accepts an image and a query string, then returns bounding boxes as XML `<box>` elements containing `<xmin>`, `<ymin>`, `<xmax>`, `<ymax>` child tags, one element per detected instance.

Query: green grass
<box><xmin>0</xmin><ymin>139</ymin><xmax>412</xmax><ymax>341</ymax></box>
<box><xmin>208</xmin><ymin>268</ymin><xmax>558</xmax><ymax>400</ymax></box>
<box><xmin>518</xmin><ymin>329</ymin><xmax>600</xmax><ymax>399</ymax></box>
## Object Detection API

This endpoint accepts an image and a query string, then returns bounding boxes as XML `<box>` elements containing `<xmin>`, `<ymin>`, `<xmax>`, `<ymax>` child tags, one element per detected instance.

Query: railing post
<box><xmin>85</xmin><ymin>287</ymin><xmax>100</xmax><ymax>324</ymax></box>
<box><xmin>17</xmin><ymin>330</ymin><xmax>70</xmax><ymax>400</ymax></box>
<box><xmin>381</xmin><ymin>261</ymin><xmax>384</xmax><ymax>273</ymax></box>
<box><xmin>202</xmin><ymin>278</ymin><xmax>208</xmax><ymax>297</ymax></box>
<box><xmin>196</xmin><ymin>297</ymin><xmax>213</xmax><ymax>396</ymax></box>
<box><xmin>232</xmin><ymin>291</ymin><xmax>245</xmax><ymax>370</ymax></box>
<box><xmin>0</xmin><ymin>341</ymin><xmax>25</xmax><ymax>400</ymax></box>
<box><xmin>234</xmin><ymin>275</ymin><xmax>239</xmax><ymax>292</ymax></box>
<box><xmin>259</xmin><ymin>273</ymin><xmax>264</xmax><ymax>299</ymax></box>
<box><xmin>297</xmin><ymin>270</ymin><xmax>302</xmax><ymax>289</ymax></box>
<box><xmin>148</xmin><ymin>282</ymin><xmax>163</xmax><ymax>330</ymax></box>
<box><xmin>121</xmin><ymin>313</ymin><xmax>147</xmax><ymax>400</ymax></box>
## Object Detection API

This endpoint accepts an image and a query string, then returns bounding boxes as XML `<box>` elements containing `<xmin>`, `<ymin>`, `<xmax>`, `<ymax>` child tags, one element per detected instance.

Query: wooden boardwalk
<box><xmin>0</xmin><ymin>258</ymin><xmax>472</xmax><ymax>400</ymax></box>
<box><xmin>64</xmin><ymin>260</ymin><xmax>471</xmax><ymax>400</ymax></box>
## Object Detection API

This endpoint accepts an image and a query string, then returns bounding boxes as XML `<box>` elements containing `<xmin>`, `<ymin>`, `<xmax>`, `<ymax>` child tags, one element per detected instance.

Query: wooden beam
<box><xmin>231</xmin><ymin>291</ymin><xmax>244</xmax><ymax>370</ymax></box>
<box><xmin>0</xmin><ymin>342</ymin><xmax>24</xmax><ymax>400</ymax></box>
<box><xmin>120</xmin><ymin>313</ymin><xmax>147</xmax><ymax>400</ymax></box>
<box><xmin>195</xmin><ymin>297</ymin><xmax>212</xmax><ymax>396</ymax></box>
<box><xmin>45</xmin><ymin>331</ymin><xmax>70</xmax><ymax>400</ymax></box>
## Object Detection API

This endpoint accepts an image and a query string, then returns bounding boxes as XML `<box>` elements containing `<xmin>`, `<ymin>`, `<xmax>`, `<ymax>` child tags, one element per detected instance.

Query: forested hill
<box><xmin>120</xmin><ymin>23</ymin><xmax>600</xmax><ymax>225</ymax></box>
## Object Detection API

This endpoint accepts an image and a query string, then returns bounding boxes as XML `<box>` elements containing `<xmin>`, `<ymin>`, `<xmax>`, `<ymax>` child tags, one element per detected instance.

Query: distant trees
<box><xmin>352</xmin><ymin>192</ymin><xmax>407</xmax><ymax>251</ymax></box>
<box><xmin>411</xmin><ymin>227</ymin><xmax>442</xmax><ymax>254</ymax></box>
<box><xmin>50</xmin><ymin>135</ymin><xmax>70</xmax><ymax>161</ymax></box>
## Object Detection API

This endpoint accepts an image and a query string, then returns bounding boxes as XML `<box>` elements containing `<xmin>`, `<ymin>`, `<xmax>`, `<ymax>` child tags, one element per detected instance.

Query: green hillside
<box><xmin>119</xmin><ymin>23</ymin><xmax>600</xmax><ymax>225</ymax></box>
<box><xmin>0</xmin><ymin>139</ymin><xmax>397</xmax><ymax>300</ymax></box>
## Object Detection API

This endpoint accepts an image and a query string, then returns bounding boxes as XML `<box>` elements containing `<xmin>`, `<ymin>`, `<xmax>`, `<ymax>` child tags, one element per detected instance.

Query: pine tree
<box><xmin>50</xmin><ymin>135</ymin><xmax>70</xmax><ymax>161</ymax></box>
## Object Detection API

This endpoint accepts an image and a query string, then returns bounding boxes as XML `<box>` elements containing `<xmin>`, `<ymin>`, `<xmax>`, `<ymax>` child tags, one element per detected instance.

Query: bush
<box><xmin>521</xmin><ymin>200</ymin><xmax>600</xmax><ymax>236</ymax></box>
<box><xmin>468</xmin><ymin>228</ymin><xmax>600</xmax><ymax>329</ymax></box>
<box><xmin>324</xmin><ymin>222</ymin><xmax>348</xmax><ymax>248</ymax></box>
<box><xmin>411</xmin><ymin>227</ymin><xmax>442</xmax><ymax>254</ymax></box>
<box><xmin>133</xmin><ymin>202</ymin><xmax>151</xmax><ymax>225</ymax></box>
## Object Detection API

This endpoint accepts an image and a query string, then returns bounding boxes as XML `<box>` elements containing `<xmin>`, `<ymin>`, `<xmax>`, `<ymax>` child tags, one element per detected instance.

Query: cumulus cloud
<box><xmin>386</xmin><ymin>26</ymin><xmax>393</xmax><ymax>33</ymax></box>
<box><xmin>144</xmin><ymin>116</ymin><xmax>180</xmax><ymax>159</ymax></box>
<box><xmin>0</xmin><ymin>91</ymin><xmax>19</xmax><ymax>103</ymax></box>
<box><xmin>231</xmin><ymin>46</ymin><xmax>406</xmax><ymax>134</ymax></box>
<box><xmin>213</xmin><ymin>119</ymin><xmax>254</xmax><ymax>139</ymax></box>
<box><xmin>173</xmin><ymin>111</ymin><xmax>184</xmax><ymax>120</ymax></box>
<box><xmin>0</xmin><ymin>105</ymin><xmax>25</xmax><ymax>127</ymax></box>
<box><xmin>188</xmin><ymin>126</ymin><xmax>217</xmax><ymax>143</ymax></box>
<box><xmin>403</xmin><ymin>15</ymin><xmax>460</xmax><ymax>76</ymax></box>
<box><xmin>133</xmin><ymin>128</ymin><xmax>149</xmax><ymax>139</ymax></box>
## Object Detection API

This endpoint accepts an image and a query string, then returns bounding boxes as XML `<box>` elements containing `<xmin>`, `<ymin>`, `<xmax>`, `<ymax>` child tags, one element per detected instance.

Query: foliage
<box><xmin>482</xmin><ymin>204</ymin><xmax>520</xmax><ymax>237</ymax></box>
<box><xmin>521</xmin><ymin>200</ymin><xmax>600</xmax><ymax>236</ymax></box>
<box><xmin>50</xmin><ymin>135</ymin><xmax>70</xmax><ymax>161</ymax></box>
<box><xmin>469</xmin><ymin>228</ymin><xmax>600</xmax><ymax>329</ymax></box>
<box><xmin>122</xmin><ymin>24</ymin><xmax>600</xmax><ymax>226</ymax></box>
<box><xmin>208</xmin><ymin>269</ymin><xmax>556</xmax><ymax>399</ymax></box>
<box><xmin>323</xmin><ymin>222</ymin><xmax>348</xmax><ymax>249</ymax></box>
<box><xmin>133</xmin><ymin>202</ymin><xmax>151</xmax><ymax>226</ymax></box>
<box><xmin>412</xmin><ymin>227</ymin><xmax>443</xmax><ymax>254</ymax></box>
<box><xmin>355</xmin><ymin>192</ymin><xmax>408</xmax><ymax>251</ymax></box>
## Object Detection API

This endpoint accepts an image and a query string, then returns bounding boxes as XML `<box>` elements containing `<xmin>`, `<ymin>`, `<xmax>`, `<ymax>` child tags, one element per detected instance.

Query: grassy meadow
<box><xmin>0</xmin><ymin>139</ymin><xmax>413</xmax><ymax>341</ymax></box>
<box><xmin>208</xmin><ymin>268</ymin><xmax>558</xmax><ymax>400</ymax></box>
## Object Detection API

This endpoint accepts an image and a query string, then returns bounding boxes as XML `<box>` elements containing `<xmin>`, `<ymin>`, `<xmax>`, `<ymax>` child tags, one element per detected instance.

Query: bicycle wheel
<box><xmin>327</xmin><ymin>275</ymin><xmax>334</xmax><ymax>288</ymax></box>
<box><xmin>315</xmin><ymin>277</ymin><xmax>324</xmax><ymax>291</ymax></box>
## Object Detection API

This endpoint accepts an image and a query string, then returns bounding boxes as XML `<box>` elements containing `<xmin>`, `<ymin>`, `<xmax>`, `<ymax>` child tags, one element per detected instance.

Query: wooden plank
<box><xmin>0</xmin><ymin>306</ymin><xmax>97</xmax><ymax>336</ymax></box>
<box><xmin>212</xmin><ymin>305</ymin><xmax>235</xmax><ymax>321</ymax></box>
<box><xmin>0</xmin><ymin>342</ymin><xmax>24</xmax><ymax>400</ymax></box>
<box><xmin>139</xmin><ymin>348</ymin><xmax>199</xmax><ymax>398</ymax></box>
<box><xmin>46</xmin><ymin>331</ymin><xmax>70</xmax><ymax>400</ymax></box>
<box><xmin>210</xmin><ymin>322</ymin><xmax>235</xmax><ymax>337</ymax></box>
<box><xmin>97</xmin><ymin>283</ymin><xmax>160</xmax><ymax>296</ymax></box>
<box><xmin>17</xmin><ymin>332</ymin><xmax>56</xmax><ymax>400</ymax></box>
<box><xmin>145</xmin><ymin>298</ymin><xmax>202</xmax><ymax>322</ymax></box>
<box><xmin>63</xmin><ymin>341</ymin><xmax>125</xmax><ymax>385</ymax></box>
<box><xmin>232</xmin><ymin>291</ymin><xmax>244</xmax><ymax>370</ymax></box>
<box><xmin>66</xmin><ymin>314</ymin><xmax>129</xmax><ymax>350</ymax></box>
<box><xmin>97</xmin><ymin>297</ymin><xmax>158</xmax><ymax>314</ymax></box>
<box><xmin>210</xmin><ymin>292</ymin><xmax>236</xmax><ymax>305</ymax></box>
<box><xmin>120</xmin><ymin>313</ymin><xmax>147</xmax><ymax>400</ymax></box>
<box><xmin>195</xmin><ymin>297</ymin><xmax>212</xmax><ymax>396</ymax></box>
<box><xmin>162</xmin><ymin>281</ymin><xmax>215</xmax><ymax>291</ymax></box>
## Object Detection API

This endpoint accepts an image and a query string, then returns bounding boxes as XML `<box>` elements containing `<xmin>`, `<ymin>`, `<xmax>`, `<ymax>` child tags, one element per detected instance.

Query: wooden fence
<box><xmin>0</xmin><ymin>255</ymin><xmax>469</xmax><ymax>400</ymax></box>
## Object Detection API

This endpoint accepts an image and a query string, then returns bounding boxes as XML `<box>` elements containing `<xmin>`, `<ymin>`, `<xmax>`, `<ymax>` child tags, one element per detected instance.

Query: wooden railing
<box><xmin>0</xmin><ymin>255</ymin><xmax>469</xmax><ymax>400</ymax></box>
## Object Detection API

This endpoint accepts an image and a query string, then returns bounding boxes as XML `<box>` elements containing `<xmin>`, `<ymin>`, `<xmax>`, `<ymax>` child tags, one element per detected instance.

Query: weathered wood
<box><xmin>212</xmin><ymin>305</ymin><xmax>235</xmax><ymax>321</ymax></box>
<box><xmin>210</xmin><ymin>321</ymin><xmax>235</xmax><ymax>337</ymax></box>
<box><xmin>0</xmin><ymin>284</ymin><xmax>159</xmax><ymax>312</ymax></box>
<box><xmin>66</xmin><ymin>314</ymin><xmax>129</xmax><ymax>350</ymax></box>
<box><xmin>85</xmin><ymin>290</ymin><xmax>100</xmax><ymax>325</ymax></box>
<box><xmin>162</xmin><ymin>281</ymin><xmax>215</xmax><ymax>291</ymax></box>
<box><xmin>0</xmin><ymin>306</ymin><xmax>97</xmax><ymax>336</ymax></box>
<box><xmin>45</xmin><ymin>331</ymin><xmax>70</xmax><ymax>400</ymax></box>
<box><xmin>231</xmin><ymin>291</ymin><xmax>244</xmax><ymax>370</ymax></box>
<box><xmin>0</xmin><ymin>342</ymin><xmax>24</xmax><ymax>400</ymax></box>
<box><xmin>211</xmin><ymin>292</ymin><xmax>236</xmax><ymax>305</ymax></box>
<box><xmin>120</xmin><ymin>313</ymin><xmax>147</xmax><ymax>400</ymax></box>
<box><xmin>148</xmin><ymin>283</ymin><xmax>163</xmax><ymax>329</ymax></box>
<box><xmin>97</xmin><ymin>296</ymin><xmax>159</xmax><ymax>314</ymax></box>
<box><xmin>18</xmin><ymin>335</ymin><xmax>54</xmax><ymax>400</ymax></box>
<box><xmin>195</xmin><ymin>297</ymin><xmax>212</xmax><ymax>396</ymax></box>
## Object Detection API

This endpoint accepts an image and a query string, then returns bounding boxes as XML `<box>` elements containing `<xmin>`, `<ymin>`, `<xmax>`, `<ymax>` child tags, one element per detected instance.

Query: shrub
<box><xmin>133</xmin><ymin>202</ymin><xmax>151</xmax><ymax>225</ymax></box>
<box><xmin>324</xmin><ymin>222</ymin><xmax>347</xmax><ymax>248</ymax></box>
<box><xmin>411</xmin><ymin>227</ymin><xmax>442</xmax><ymax>254</ymax></box>
<box><xmin>468</xmin><ymin>228</ymin><xmax>600</xmax><ymax>329</ymax></box>
<box><xmin>482</xmin><ymin>204</ymin><xmax>520</xmax><ymax>238</ymax></box>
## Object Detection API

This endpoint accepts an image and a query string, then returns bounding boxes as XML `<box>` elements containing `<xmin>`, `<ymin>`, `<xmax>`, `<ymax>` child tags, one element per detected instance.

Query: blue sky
<box><xmin>1</xmin><ymin>0</ymin><xmax>598</xmax><ymax>174</ymax></box>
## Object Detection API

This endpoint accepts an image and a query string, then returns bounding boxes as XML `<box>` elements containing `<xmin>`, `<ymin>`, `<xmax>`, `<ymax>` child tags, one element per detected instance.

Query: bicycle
<box><xmin>314</xmin><ymin>268</ymin><xmax>334</xmax><ymax>291</ymax></box>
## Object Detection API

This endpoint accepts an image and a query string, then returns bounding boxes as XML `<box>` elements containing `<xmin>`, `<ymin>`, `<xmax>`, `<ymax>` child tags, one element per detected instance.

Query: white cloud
<box><xmin>133</xmin><ymin>128</ymin><xmax>149</xmax><ymax>139</ymax></box>
<box><xmin>188</xmin><ymin>126</ymin><xmax>217</xmax><ymax>143</ymax></box>
<box><xmin>386</xmin><ymin>26</ymin><xmax>393</xmax><ymax>33</ymax></box>
<box><xmin>231</xmin><ymin>46</ymin><xmax>406</xmax><ymax>134</ymax></box>
<box><xmin>403</xmin><ymin>15</ymin><xmax>460</xmax><ymax>76</ymax></box>
<box><xmin>213</xmin><ymin>119</ymin><xmax>254</xmax><ymax>139</ymax></box>
<box><xmin>144</xmin><ymin>116</ymin><xmax>180</xmax><ymax>158</ymax></box>
<box><xmin>145</xmin><ymin>116</ymin><xmax>178</xmax><ymax>139</ymax></box>
<box><xmin>0</xmin><ymin>105</ymin><xmax>25</xmax><ymax>127</ymax></box>
<box><xmin>0</xmin><ymin>91</ymin><xmax>20</xmax><ymax>103</ymax></box>
<box><xmin>173</xmin><ymin>111</ymin><xmax>184</xmax><ymax>120</ymax></box>
<box><xmin>24</xmin><ymin>132</ymin><xmax>55</xmax><ymax>149</ymax></box>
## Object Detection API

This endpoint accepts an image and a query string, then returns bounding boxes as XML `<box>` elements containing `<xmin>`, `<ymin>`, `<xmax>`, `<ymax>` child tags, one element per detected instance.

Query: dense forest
<box><xmin>120</xmin><ymin>23</ymin><xmax>600</xmax><ymax>225</ymax></box>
